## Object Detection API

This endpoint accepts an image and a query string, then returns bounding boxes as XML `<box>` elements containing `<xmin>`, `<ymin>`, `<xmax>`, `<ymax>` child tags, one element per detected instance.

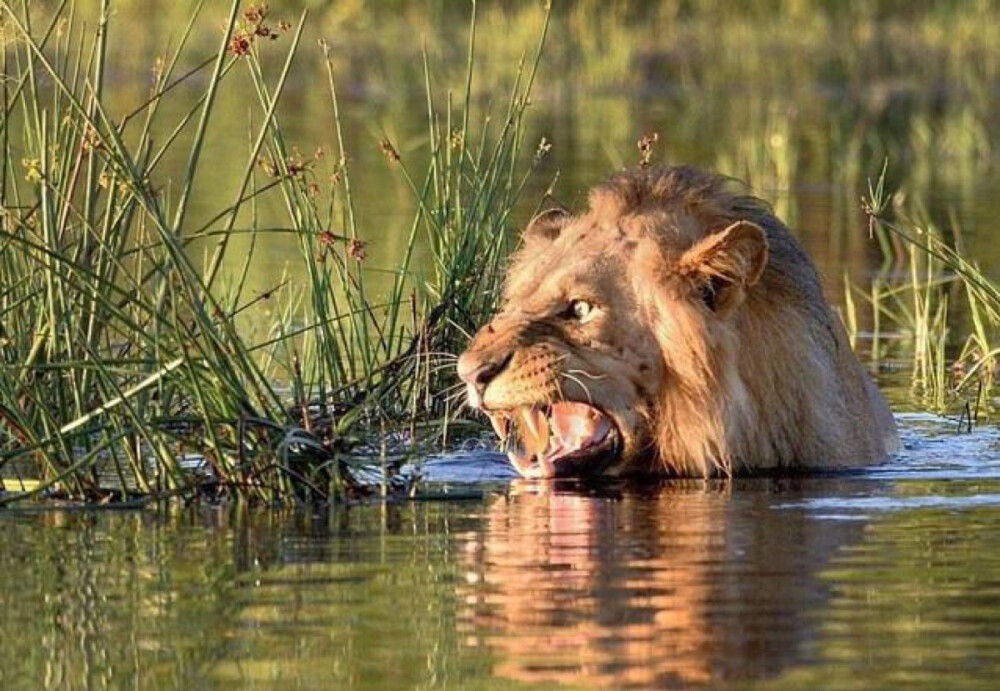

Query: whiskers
<box><xmin>544</xmin><ymin>354</ymin><xmax>605</xmax><ymax>406</ymax></box>
<box><xmin>440</xmin><ymin>381</ymin><xmax>472</xmax><ymax>410</ymax></box>
<box><xmin>559</xmin><ymin>367</ymin><xmax>605</xmax><ymax>406</ymax></box>
<box><xmin>393</xmin><ymin>349</ymin><xmax>474</xmax><ymax>412</ymax></box>
<box><xmin>560</xmin><ymin>371</ymin><xmax>594</xmax><ymax>405</ymax></box>
<box><xmin>565</xmin><ymin>368</ymin><xmax>607</xmax><ymax>381</ymax></box>
<box><xmin>412</xmin><ymin>351</ymin><xmax>458</xmax><ymax>370</ymax></box>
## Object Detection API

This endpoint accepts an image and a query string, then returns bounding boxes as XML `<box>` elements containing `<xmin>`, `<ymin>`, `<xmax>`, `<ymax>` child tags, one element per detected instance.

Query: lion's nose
<box><xmin>456</xmin><ymin>350</ymin><xmax>512</xmax><ymax>398</ymax></box>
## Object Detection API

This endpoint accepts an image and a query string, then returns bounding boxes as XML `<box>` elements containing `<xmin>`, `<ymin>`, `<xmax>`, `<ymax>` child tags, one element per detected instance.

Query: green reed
<box><xmin>0</xmin><ymin>1</ymin><xmax>549</xmax><ymax>503</ymax></box>
<box><xmin>849</xmin><ymin>168</ymin><xmax>1000</xmax><ymax>416</ymax></box>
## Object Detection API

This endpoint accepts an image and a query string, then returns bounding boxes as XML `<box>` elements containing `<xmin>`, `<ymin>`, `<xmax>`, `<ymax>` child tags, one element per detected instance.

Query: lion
<box><xmin>456</xmin><ymin>165</ymin><xmax>899</xmax><ymax>478</ymax></box>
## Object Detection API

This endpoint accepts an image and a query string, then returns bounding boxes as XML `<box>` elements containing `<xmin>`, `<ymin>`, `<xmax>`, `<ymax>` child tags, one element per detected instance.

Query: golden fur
<box><xmin>460</xmin><ymin>166</ymin><xmax>899</xmax><ymax>476</ymax></box>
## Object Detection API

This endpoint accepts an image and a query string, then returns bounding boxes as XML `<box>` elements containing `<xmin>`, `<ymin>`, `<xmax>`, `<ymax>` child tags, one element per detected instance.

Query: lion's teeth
<box><xmin>488</xmin><ymin>413</ymin><xmax>510</xmax><ymax>441</ymax></box>
<box><xmin>535</xmin><ymin>452</ymin><xmax>555</xmax><ymax>477</ymax></box>
<box><xmin>507</xmin><ymin>450</ymin><xmax>534</xmax><ymax>475</ymax></box>
<box><xmin>519</xmin><ymin>407</ymin><xmax>550</xmax><ymax>458</ymax></box>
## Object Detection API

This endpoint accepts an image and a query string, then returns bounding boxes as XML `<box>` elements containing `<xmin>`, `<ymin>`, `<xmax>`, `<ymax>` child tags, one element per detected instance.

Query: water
<box><xmin>6</xmin><ymin>3</ymin><xmax>1000</xmax><ymax>688</ymax></box>
<box><xmin>3</xmin><ymin>414</ymin><xmax>1000</xmax><ymax>690</ymax></box>
<box><xmin>67</xmin><ymin>2</ymin><xmax>1000</xmax><ymax>303</ymax></box>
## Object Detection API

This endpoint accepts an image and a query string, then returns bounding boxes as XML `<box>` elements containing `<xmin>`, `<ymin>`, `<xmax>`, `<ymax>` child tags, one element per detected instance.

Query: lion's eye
<box><xmin>569</xmin><ymin>299</ymin><xmax>595</xmax><ymax>322</ymax></box>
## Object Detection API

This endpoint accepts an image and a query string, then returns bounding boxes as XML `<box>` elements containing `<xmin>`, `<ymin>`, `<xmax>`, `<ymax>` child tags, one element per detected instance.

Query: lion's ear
<box><xmin>523</xmin><ymin>206</ymin><xmax>570</xmax><ymax>245</ymax></box>
<box><xmin>679</xmin><ymin>220</ymin><xmax>768</xmax><ymax>314</ymax></box>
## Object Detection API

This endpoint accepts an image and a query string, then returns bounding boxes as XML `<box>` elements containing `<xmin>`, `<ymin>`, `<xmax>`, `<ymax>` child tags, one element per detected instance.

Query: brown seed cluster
<box><xmin>637</xmin><ymin>132</ymin><xmax>659</xmax><ymax>168</ymax></box>
<box><xmin>347</xmin><ymin>238</ymin><xmax>367</xmax><ymax>261</ymax></box>
<box><xmin>257</xmin><ymin>148</ymin><xmax>318</xmax><ymax>179</ymax></box>
<box><xmin>534</xmin><ymin>136</ymin><xmax>552</xmax><ymax>164</ymax></box>
<box><xmin>316</xmin><ymin>231</ymin><xmax>368</xmax><ymax>264</ymax></box>
<box><xmin>378</xmin><ymin>138</ymin><xmax>400</xmax><ymax>163</ymax></box>
<box><xmin>228</xmin><ymin>3</ymin><xmax>291</xmax><ymax>57</ymax></box>
<box><xmin>81</xmin><ymin>126</ymin><xmax>102</xmax><ymax>152</ymax></box>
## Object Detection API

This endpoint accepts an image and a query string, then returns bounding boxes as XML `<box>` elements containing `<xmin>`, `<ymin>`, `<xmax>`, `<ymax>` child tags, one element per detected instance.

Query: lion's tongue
<box><xmin>549</xmin><ymin>402</ymin><xmax>610</xmax><ymax>451</ymax></box>
<box><xmin>509</xmin><ymin>403</ymin><xmax>610</xmax><ymax>471</ymax></box>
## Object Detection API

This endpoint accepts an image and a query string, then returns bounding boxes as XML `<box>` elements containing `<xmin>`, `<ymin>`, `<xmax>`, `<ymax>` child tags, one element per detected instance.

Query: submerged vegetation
<box><xmin>0</xmin><ymin>0</ymin><xmax>550</xmax><ymax>503</ymax></box>
<box><xmin>1</xmin><ymin>0</ymin><xmax>1000</xmax><ymax>504</ymax></box>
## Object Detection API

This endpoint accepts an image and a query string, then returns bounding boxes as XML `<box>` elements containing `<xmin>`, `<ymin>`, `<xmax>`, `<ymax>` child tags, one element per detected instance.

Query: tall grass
<box><xmin>0</xmin><ymin>1</ymin><xmax>550</xmax><ymax>504</ymax></box>
<box><xmin>848</xmin><ymin>169</ymin><xmax>1000</xmax><ymax>417</ymax></box>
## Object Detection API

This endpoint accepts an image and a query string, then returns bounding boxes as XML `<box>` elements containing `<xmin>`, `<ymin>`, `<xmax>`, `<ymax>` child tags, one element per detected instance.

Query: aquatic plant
<box><xmin>0</xmin><ymin>0</ymin><xmax>550</xmax><ymax>503</ymax></box>
<box><xmin>848</xmin><ymin>167</ymin><xmax>999</xmax><ymax>419</ymax></box>
<box><xmin>4</xmin><ymin>0</ymin><xmax>999</xmax><ymax>503</ymax></box>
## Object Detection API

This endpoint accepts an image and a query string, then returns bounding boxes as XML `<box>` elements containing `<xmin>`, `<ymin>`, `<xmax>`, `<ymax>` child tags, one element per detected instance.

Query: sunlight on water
<box><xmin>4</xmin><ymin>416</ymin><xmax>1000</xmax><ymax>690</ymax></box>
<box><xmin>4</xmin><ymin>1</ymin><xmax>1000</xmax><ymax>688</ymax></box>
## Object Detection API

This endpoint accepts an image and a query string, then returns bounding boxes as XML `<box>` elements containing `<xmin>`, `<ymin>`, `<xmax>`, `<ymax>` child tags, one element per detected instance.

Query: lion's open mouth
<box><xmin>486</xmin><ymin>402</ymin><xmax>620</xmax><ymax>478</ymax></box>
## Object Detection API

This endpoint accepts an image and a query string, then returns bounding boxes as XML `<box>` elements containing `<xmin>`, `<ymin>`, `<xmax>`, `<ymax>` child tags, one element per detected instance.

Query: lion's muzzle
<box><xmin>458</xmin><ymin>327</ymin><xmax>622</xmax><ymax>479</ymax></box>
<box><xmin>456</xmin><ymin>347</ymin><xmax>512</xmax><ymax>410</ymax></box>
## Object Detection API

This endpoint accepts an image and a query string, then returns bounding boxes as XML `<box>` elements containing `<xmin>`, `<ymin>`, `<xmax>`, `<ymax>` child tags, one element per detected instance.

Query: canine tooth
<box><xmin>521</xmin><ymin>406</ymin><xmax>539</xmax><ymax>437</ymax></box>
<box><xmin>489</xmin><ymin>413</ymin><xmax>510</xmax><ymax>441</ymax></box>
<box><xmin>507</xmin><ymin>450</ymin><xmax>535</xmax><ymax>476</ymax></box>
<box><xmin>519</xmin><ymin>407</ymin><xmax>550</xmax><ymax>458</ymax></box>
<box><xmin>535</xmin><ymin>452</ymin><xmax>555</xmax><ymax>478</ymax></box>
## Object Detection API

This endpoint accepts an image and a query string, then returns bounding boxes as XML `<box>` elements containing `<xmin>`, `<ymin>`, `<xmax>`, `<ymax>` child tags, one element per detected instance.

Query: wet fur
<box><xmin>465</xmin><ymin>166</ymin><xmax>899</xmax><ymax>476</ymax></box>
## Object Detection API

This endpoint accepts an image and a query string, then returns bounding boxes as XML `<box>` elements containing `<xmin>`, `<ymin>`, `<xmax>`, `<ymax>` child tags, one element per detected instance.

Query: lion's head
<box><xmin>457</xmin><ymin>166</ymin><xmax>897</xmax><ymax>478</ymax></box>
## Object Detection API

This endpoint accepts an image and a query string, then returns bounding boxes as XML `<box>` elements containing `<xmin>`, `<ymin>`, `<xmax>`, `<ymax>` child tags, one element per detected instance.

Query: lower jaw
<box><xmin>507</xmin><ymin>433</ymin><xmax>621</xmax><ymax>479</ymax></box>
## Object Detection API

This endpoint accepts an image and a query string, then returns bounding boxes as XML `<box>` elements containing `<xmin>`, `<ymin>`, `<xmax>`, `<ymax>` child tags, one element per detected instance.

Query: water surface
<box><xmin>3</xmin><ymin>416</ymin><xmax>1000</xmax><ymax>690</ymax></box>
<box><xmin>4</xmin><ymin>4</ymin><xmax>1000</xmax><ymax>689</ymax></box>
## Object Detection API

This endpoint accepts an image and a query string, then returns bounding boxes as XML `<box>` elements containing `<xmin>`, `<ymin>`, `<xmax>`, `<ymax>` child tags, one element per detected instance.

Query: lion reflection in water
<box><xmin>457</xmin><ymin>483</ymin><xmax>861</xmax><ymax>688</ymax></box>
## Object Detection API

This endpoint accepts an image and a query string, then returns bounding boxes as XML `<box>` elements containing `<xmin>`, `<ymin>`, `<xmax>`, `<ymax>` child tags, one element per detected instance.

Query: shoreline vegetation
<box><xmin>2</xmin><ymin>0</ymin><xmax>998</xmax><ymax>505</ymax></box>
<box><xmin>851</xmin><ymin>176</ymin><xmax>1000</xmax><ymax>421</ymax></box>
<box><xmin>1</xmin><ymin>0</ymin><xmax>551</xmax><ymax>504</ymax></box>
